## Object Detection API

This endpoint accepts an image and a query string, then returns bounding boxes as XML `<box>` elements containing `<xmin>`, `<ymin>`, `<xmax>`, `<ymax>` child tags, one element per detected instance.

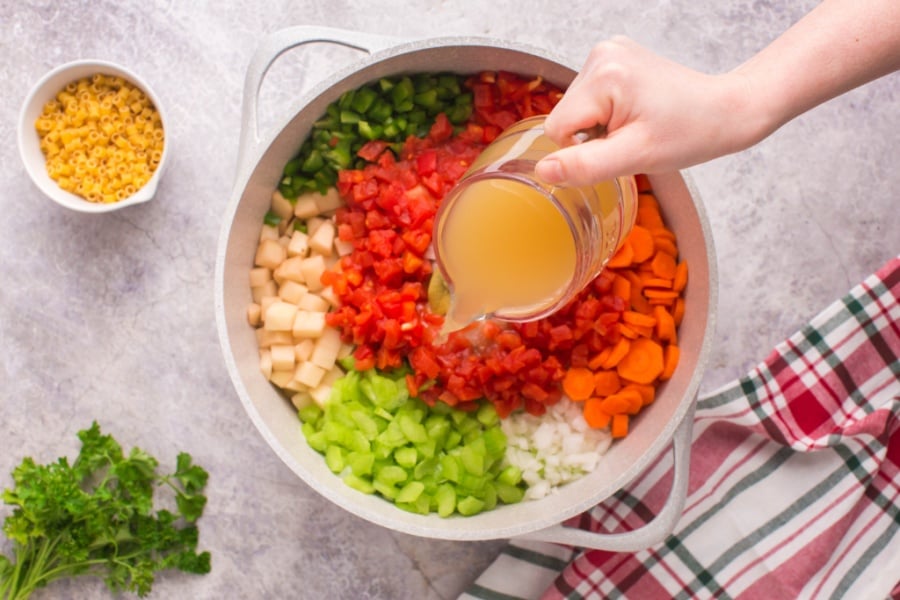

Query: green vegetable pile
<box><xmin>299</xmin><ymin>364</ymin><xmax>526</xmax><ymax>517</ymax></box>
<box><xmin>0</xmin><ymin>423</ymin><xmax>210</xmax><ymax>599</ymax></box>
<box><xmin>278</xmin><ymin>73</ymin><xmax>473</xmax><ymax>197</ymax></box>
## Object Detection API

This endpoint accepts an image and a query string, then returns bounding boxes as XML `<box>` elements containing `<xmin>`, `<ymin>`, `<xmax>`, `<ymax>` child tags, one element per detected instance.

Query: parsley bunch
<box><xmin>0</xmin><ymin>422</ymin><xmax>211</xmax><ymax>599</ymax></box>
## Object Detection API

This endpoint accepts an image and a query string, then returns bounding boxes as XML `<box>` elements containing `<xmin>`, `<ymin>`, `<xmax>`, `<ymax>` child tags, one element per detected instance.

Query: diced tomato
<box><xmin>358</xmin><ymin>140</ymin><xmax>389</xmax><ymax>162</ymax></box>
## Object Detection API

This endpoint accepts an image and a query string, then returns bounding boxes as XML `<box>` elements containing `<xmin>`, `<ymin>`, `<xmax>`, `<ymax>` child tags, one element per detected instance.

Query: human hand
<box><xmin>535</xmin><ymin>36</ymin><xmax>767</xmax><ymax>187</ymax></box>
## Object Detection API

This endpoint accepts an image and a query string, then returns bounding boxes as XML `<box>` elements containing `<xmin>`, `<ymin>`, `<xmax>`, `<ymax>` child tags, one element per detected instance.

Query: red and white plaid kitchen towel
<box><xmin>462</xmin><ymin>255</ymin><xmax>900</xmax><ymax>600</ymax></box>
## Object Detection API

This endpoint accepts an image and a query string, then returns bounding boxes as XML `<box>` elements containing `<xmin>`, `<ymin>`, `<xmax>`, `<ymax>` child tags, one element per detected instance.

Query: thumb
<box><xmin>535</xmin><ymin>131</ymin><xmax>647</xmax><ymax>187</ymax></box>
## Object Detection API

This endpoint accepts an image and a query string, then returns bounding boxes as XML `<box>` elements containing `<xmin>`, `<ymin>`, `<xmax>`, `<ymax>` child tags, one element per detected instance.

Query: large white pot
<box><xmin>215</xmin><ymin>26</ymin><xmax>718</xmax><ymax>550</ymax></box>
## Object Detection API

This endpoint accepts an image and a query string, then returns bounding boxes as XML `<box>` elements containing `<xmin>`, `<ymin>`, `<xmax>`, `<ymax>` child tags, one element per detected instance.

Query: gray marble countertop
<box><xmin>1</xmin><ymin>1</ymin><xmax>897</xmax><ymax>599</ymax></box>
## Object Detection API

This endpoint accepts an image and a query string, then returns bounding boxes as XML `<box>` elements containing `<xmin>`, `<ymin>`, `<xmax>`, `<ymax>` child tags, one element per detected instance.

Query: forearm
<box><xmin>732</xmin><ymin>0</ymin><xmax>900</xmax><ymax>141</ymax></box>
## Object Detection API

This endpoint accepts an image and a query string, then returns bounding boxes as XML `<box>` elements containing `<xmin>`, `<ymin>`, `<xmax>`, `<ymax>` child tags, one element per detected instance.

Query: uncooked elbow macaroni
<box><xmin>35</xmin><ymin>74</ymin><xmax>164</xmax><ymax>203</ymax></box>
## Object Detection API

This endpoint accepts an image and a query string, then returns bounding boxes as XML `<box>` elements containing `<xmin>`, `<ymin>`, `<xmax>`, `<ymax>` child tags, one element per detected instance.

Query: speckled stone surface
<box><xmin>1</xmin><ymin>1</ymin><xmax>897</xmax><ymax>599</ymax></box>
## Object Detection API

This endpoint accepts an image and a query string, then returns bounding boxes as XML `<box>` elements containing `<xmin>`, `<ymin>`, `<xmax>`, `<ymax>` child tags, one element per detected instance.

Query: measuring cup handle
<box><xmin>517</xmin><ymin>400</ymin><xmax>696</xmax><ymax>552</ymax></box>
<box><xmin>236</xmin><ymin>26</ymin><xmax>402</xmax><ymax>180</ymax></box>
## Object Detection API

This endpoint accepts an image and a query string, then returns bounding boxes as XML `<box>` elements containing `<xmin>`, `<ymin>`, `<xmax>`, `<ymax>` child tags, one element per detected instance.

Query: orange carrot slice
<box><xmin>600</xmin><ymin>337</ymin><xmax>631</xmax><ymax>369</ymax></box>
<box><xmin>562</xmin><ymin>367</ymin><xmax>595</xmax><ymax>401</ymax></box>
<box><xmin>583</xmin><ymin>398</ymin><xmax>612</xmax><ymax>429</ymax></box>
<box><xmin>673</xmin><ymin>260</ymin><xmax>689</xmax><ymax>292</ymax></box>
<box><xmin>660</xmin><ymin>344</ymin><xmax>680</xmax><ymax>381</ymax></box>
<box><xmin>622</xmin><ymin>310</ymin><xmax>657</xmax><ymax>328</ymax></box>
<box><xmin>628</xmin><ymin>225</ymin><xmax>655</xmax><ymax>263</ymax></box>
<box><xmin>611</xmin><ymin>413</ymin><xmax>629</xmax><ymax>438</ymax></box>
<box><xmin>616</xmin><ymin>337</ymin><xmax>664</xmax><ymax>384</ymax></box>
<box><xmin>593</xmin><ymin>370</ymin><xmax>621</xmax><ymax>396</ymax></box>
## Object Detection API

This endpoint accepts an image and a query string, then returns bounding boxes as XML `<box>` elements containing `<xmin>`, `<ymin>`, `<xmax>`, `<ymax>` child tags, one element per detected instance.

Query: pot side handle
<box><xmin>516</xmin><ymin>400</ymin><xmax>695</xmax><ymax>552</ymax></box>
<box><xmin>236</xmin><ymin>26</ymin><xmax>402</xmax><ymax>179</ymax></box>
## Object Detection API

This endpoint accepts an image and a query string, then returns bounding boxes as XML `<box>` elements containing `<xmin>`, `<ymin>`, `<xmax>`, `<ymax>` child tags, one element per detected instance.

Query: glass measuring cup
<box><xmin>433</xmin><ymin>115</ymin><xmax>637</xmax><ymax>329</ymax></box>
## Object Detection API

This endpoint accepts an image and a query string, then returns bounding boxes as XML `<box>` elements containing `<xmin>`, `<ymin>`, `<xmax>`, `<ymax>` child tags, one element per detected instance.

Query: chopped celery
<box><xmin>457</xmin><ymin>495</ymin><xmax>485</xmax><ymax>516</ymax></box>
<box><xmin>299</xmin><ymin>364</ymin><xmax>527</xmax><ymax>517</ymax></box>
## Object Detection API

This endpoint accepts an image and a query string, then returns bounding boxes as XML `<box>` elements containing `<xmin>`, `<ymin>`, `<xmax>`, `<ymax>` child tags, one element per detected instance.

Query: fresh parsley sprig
<box><xmin>0</xmin><ymin>422</ymin><xmax>211</xmax><ymax>599</ymax></box>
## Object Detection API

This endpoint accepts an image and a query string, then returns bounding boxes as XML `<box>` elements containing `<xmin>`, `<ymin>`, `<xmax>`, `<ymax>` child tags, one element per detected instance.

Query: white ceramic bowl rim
<box><xmin>17</xmin><ymin>59</ymin><xmax>170</xmax><ymax>214</ymax></box>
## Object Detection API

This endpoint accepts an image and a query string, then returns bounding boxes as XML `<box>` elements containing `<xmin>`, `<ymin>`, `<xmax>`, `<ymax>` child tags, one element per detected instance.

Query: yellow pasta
<box><xmin>35</xmin><ymin>73</ymin><xmax>164</xmax><ymax>203</ymax></box>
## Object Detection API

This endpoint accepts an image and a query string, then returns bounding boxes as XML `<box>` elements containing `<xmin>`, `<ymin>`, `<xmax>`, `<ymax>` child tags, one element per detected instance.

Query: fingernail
<box><xmin>536</xmin><ymin>157</ymin><xmax>564</xmax><ymax>184</ymax></box>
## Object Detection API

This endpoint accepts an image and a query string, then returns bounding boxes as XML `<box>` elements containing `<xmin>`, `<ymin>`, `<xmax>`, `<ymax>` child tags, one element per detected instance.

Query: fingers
<box><xmin>542</xmin><ymin>37</ymin><xmax>637</xmax><ymax>147</ymax></box>
<box><xmin>535</xmin><ymin>131</ymin><xmax>649</xmax><ymax>187</ymax></box>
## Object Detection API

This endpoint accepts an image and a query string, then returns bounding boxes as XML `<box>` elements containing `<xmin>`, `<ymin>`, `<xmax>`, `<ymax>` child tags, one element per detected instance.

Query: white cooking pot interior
<box><xmin>216</xmin><ymin>37</ymin><xmax>716</xmax><ymax>541</ymax></box>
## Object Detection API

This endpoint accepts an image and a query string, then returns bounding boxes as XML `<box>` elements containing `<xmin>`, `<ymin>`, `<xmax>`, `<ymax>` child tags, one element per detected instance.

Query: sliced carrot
<box><xmin>660</xmin><ymin>344</ymin><xmax>680</xmax><ymax>381</ymax></box>
<box><xmin>562</xmin><ymin>367</ymin><xmax>595</xmax><ymax>401</ymax></box>
<box><xmin>653</xmin><ymin>236</ymin><xmax>679</xmax><ymax>257</ymax></box>
<box><xmin>598</xmin><ymin>393</ymin><xmax>631</xmax><ymax>415</ymax></box>
<box><xmin>620</xmin><ymin>324</ymin><xmax>650</xmax><ymax>339</ymax></box>
<box><xmin>606</xmin><ymin>240</ymin><xmax>634</xmax><ymax>268</ymax></box>
<box><xmin>653</xmin><ymin>305</ymin><xmax>677</xmax><ymax>343</ymax></box>
<box><xmin>673</xmin><ymin>260</ymin><xmax>689</xmax><ymax>292</ymax></box>
<box><xmin>619</xmin><ymin>324</ymin><xmax>640</xmax><ymax>339</ymax></box>
<box><xmin>651</xmin><ymin>252</ymin><xmax>677</xmax><ymax>279</ymax></box>
<box><xmin>583</xmin><ymin>399</ymin><xmax>612</xmax><ymax>429</ymax></box>
<box><xmin>611</xmin><ymin>274</ymin><xmax>631</xmax><ymax>302</ymax></box>
<box><xmin>600</xmin><ymin>337</ymin><xmax>631</xmax><ymax>369</ymax></box>
<box><xmin>672</xmin><ymin>298</ymin><xmax>686</xmax><ymax>326</ymax></box>
<box><xmin>619</xmin><ymin>389</ymin><xmax>644</xmax><ymax>415</ymax></box>
<box><xmin>628</xmin><ymin>225</ymin><xmax>655</xmax><ymax>263</ymax></box>
<box><xmin>638</xmin><ymin>192</ymin><xmax>660</xmax><ymax>211</ymax></box>
<box><xmin>588</xmin><ymin>347</ymin><xmax>612</xmax><ymax>370</ymax></box>
<box><xmin>644</xmin><ymin>289</ymin><xmax>679</xmax><ymax>300</ymax></box>
<box><xmin>611</xmin><ymin>413</ymin><xmax>629</xmax><ymax>438</ymax></box>
<box><xmin>593</xmin><ymin>370</ymin><xmax>621</xmax><ymax>396</ymax></box>
<box><xmin>622</xmin><ymin>310</ymin><xmax>656</xmax><ymax>328</ymax></box>
<box><xmin>622</xmin><ymin>383</ymin><xmax>656</xmax><ymax>406</ymax></box>
<box><xmin>616</xmin><ymin>337</ymin><xmax>664</xmax><ymax>384</ymax></box>
<box><xmin>637</xmin><ymin>205</ymin><xmax>664</xmax><ymax>229</ymax></box>
<box><xmin>649</xmin><ymin>227</ymin><xmax>676</xmax><ymax>242</ymax></box>
<box><xmin>631</xmin><ymin>287</ymin><xmax>652</xmax><ymax>315</ymax></box>
<box><xmin>640</xmin><ymin>277</ymin><xmax>673</xmax><ymax>289</ymax></box>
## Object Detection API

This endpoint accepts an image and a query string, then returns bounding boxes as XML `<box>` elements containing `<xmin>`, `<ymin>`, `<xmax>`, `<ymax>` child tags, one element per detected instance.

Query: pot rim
<box><xmin>215</xmin><ymin>28</ymin><xmax>717</xmax><ymax>546</ymax></box>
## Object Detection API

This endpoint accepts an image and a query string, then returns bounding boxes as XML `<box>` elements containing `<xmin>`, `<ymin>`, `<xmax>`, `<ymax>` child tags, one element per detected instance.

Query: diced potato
<box><xmin>294</xmin><ymin>339</ymin><xmax>315</xmax><ymax>362</ymax></box>
<box><xmin>314</xmin><ymin>187</ymin><xmax>343</xmax><ymax>214</ymax></box>
<box><xmin>294</xmin><ymin>361</ymin><xmax>326</xmax><ymax>388</ymax></box>
<box><xmin>296</xmin><ymin>293</ymin><xmax>329</xmax><ymax>312</ymax></box>
<box><xmin>292</xmin><ymin>310</ymin><xmax>327</xmax><ymax>338</ymax></box>
<box><xmin>251</xmin><ymin>280</ymin><xmax>278</xmax><ymax>304</ymax></box>
<box><xmin>270</xmin><ymin>344</ymin><xmax>296</xmax><ymax>371</ymax></box>
<box><xmin>247</xmin><ymin>303</ymin><xmax>262</xmax><ymax>327</ymax></box>
<box><xmin>291</xmin><ymin>391</ymin><xmax>315</xmax><ymax>410</ymax></box>
<box><xmin>259</xmin><ymin>224</ymin><xmax>279</xmax><ymax>242</ymax></box>
<box><xmin>270</xmin><ymin>190</ymin><xmax>294</xmax><ymax>221</ymax></box>
<box><xmin>294</xmin><ymin>194</ymin><xmax>320</xmax><ymax>219</ymax></box>
<box><xmin>308</xmin><ymin>217</ymin><xmax>328</xmax><ymax>238</ymax></box>
<box><xmin>310</xmin><ymin>327</ymin><xmax>342</xmax><ymax>370</ymax></box>
<box><xmin>269</xmin><ymin>369</ymin><xmax>295</xmax><ymax>389</ymax></box>
<box><xmin>255</xmin><ymin>238</ymin><xmax>286</xmax><ymax>270</ymax></box>
<box><xmin>273</xmin><ymin>256</ymin><xmax>306</xmax><ymax>284</ymax></box>
<box><xmin>264</xmin><ymin>301</ymin><xmax>298</xmax><ymax>331</ymax></box>
<box><xmin>278</xmin><ymin>234</ymin><xmax>291</xmax><ymax>248</ymax></box>
<box><xmin>259</xmin><ymin>295</ymin><xmax>280</xmax><ymax>320</ymax></box>
<box><xmin>318</xmin><ymin>285</ymin><xmax>340</xmax><ymax>307</ymax></box>
<box><xmin>299</xmin><ymin>255</ymin><xmax>327</xmax><ymax>292</ymax></box>
<box><xmin>287</xmin><ymin>230</ymin><xmax>310</xmax><ymax>258</ymax></box>
<box><xmin>309</xmin><ymin>365</ymin><xmax>345</xmax><ymax>407</ymax></box>
<box><xmin>259</xmin><ymin>349</ymin><xmax>272</xmax><ymax>379</ymax></box>
<box><xmin>278</xmin><ymin>280</ymin><xmax>308</xmax><ymax>305</ymax></box>
<box><xmin>256</xmin><ymin>329</ymin><xmax>293</xmax><ymax>348</ymax></box>
<box><xmin>308</xmin><ymin>220</ymin><xmax>335</xmax><ymax>257</ymax></box>
<box><xmin>249</xmin><ymin>267</ymin><xmax>271</xmax><ymax>288</ymax></box>
<box><xmin>334</xmin><ymin>237</ymin><xmax>354</xmax><ymax>257</ymax></box>
<box><xmin>256</xmin><ymin>327</ymin><xmax>294</xmax><ymax>348</ymax></box>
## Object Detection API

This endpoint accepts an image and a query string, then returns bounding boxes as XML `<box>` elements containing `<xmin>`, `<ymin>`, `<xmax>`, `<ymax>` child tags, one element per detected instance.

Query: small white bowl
<box><xmin>18</xmin><ymin>60</ymin><xmax>169</xmax><ymax>213</ymax></box>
